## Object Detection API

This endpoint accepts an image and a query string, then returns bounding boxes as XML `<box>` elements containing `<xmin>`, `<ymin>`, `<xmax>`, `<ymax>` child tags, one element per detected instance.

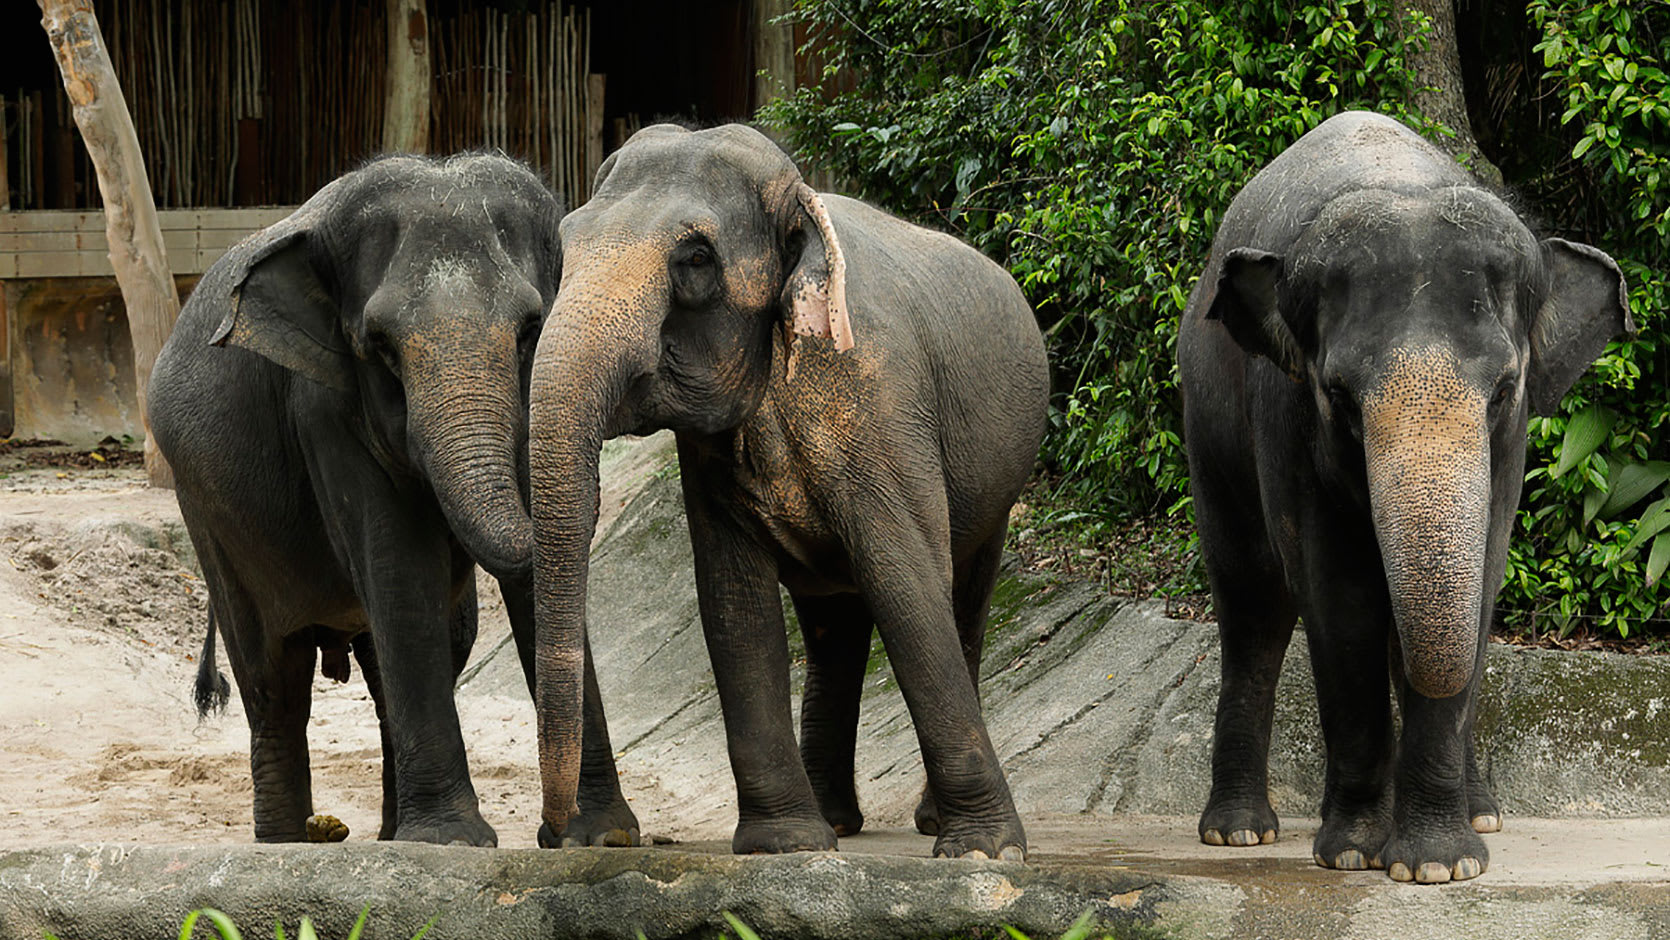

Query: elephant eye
<box><xmin>685</xmin><ymin>247</ymin><xmax>712</xmax><ymax>267</ymax></box>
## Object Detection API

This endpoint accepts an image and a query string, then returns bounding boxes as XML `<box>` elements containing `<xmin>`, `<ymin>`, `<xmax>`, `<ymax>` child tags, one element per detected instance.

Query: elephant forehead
<box><xmin>1360</xmin><ymin>346</ymin><xmax>1487</xmax><ymax>455</ymax></box>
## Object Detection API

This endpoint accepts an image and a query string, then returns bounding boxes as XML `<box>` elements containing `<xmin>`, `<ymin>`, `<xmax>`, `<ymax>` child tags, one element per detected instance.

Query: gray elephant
<box><xmin>148</xmin><ymin>153</ymin><xmax>637</xmax><ymax>846</ymax></box>
<box><xmin>1178</xmin><ymin>111</ymin><xmax>1631</xmax><ymax>882</ymax></box>
<box><xmin>525</xmin><ymin>124</ymin><xmax>1048</xmax><ymax>859</ymax></box>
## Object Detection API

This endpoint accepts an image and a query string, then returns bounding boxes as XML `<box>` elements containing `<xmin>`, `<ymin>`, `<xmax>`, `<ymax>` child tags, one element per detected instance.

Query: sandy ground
<box><xmin>0</xmin><ymin>441</ymin><xmax>667</xmax><ymax>851</ymax></box>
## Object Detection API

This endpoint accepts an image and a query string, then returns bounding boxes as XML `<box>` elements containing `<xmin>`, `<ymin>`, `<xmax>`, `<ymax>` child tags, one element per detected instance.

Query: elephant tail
<box><xmin>193</xmin><ymin>608</ymin><xmax>231</xmax><ymax>718</ymax></box>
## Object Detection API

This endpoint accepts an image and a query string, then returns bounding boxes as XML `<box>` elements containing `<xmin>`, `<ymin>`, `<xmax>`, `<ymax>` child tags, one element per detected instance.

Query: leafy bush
<box><xmin>768</xmin><ymin>0</ymin><xmax>1670</xmax><ymax>641</ymax></box>
<box><xmin>1500</xmin><ymin>0</ymin><xmax>1669</xmax><ymax>639</ymax></box>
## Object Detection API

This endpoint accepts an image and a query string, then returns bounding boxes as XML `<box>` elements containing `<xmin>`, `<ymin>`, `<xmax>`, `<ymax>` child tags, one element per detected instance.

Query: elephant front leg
<box><xmin>855</xmin><ymin>529</ymin><xmax>1024</xmax><ymax>861</ymax></box>
<box><xmin>1193</xmin><ymin>485</ymin><xmax>1297</xmax><ymax>849</ymax></box>
<box><xmin>501</xmin><ymin>575</ymin><xmax>640</xmax><ymax>847</ymax></box>
<box><xmin>1380</xmin><ymin>678</ymin><xmax>1489</xmax><ymax>883</ymax></box>
<box><xmin>357</xmin><ymin>538</ymin><xmax>496</xmax><ymax>846</ymax></box>
<box><xmin>686</xmin><ymin>493</ymin><xmax>835</xmax><ymax>854</ymax></box>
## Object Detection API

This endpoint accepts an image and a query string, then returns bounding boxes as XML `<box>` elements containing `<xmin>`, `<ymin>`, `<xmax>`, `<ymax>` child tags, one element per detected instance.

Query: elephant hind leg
<box><xmin>792</xmin><ymin>591</ymin><xmax>874</xmax><ymax>837</ymax></box>
<box><xmin>916</xmin><ymin>528</ymin><xmax>1006</xmax><ymax>836</ymax></box>
<box><xmin>241</xmin><ymin>630</ymin><xmax>320</xmax><ymax>843</ymax></box>
<box><xmin>194</xmin><ymin>539</ymin><xmax>318</xmax><ymax>844</ymax></box>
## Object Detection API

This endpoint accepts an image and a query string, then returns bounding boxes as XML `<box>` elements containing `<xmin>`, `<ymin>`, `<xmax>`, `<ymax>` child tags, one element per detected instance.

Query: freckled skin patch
<box><xmin>1361</xmin><ymin>346</ymin><xmax>1490</xmax><ymax>700</ymax></box>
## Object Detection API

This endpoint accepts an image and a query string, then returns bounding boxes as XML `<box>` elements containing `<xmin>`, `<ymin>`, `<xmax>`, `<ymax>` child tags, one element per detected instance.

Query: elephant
<box><xmin>525</xmin><ymin>123</ymin><xmax>1049</xmax><ymax>859</ymax></box>
<box><xmin>1178</xmin><ymin>111</ymin><xmax>1632</xmax><ymax>883</ymax></box>
<box><xmin>148</xmin><ymin>153</ymin><xmax>638</xmax><ymax>847</ymax></box>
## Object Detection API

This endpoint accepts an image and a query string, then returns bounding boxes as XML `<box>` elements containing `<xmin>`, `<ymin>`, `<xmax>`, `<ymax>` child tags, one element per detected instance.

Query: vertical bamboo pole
<box><xmin>38</xmin><ymin>0</ymin><xmax>179</xmax><ymax>487</ymax></box>
<box><xmin>383</xmin><ymin>0</ymin><xmax>429</xmax><ymax>153</ymax></box>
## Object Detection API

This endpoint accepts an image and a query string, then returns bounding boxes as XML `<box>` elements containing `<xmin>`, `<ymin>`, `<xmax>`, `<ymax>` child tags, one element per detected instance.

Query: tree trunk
<box><xmin>38</xmin><ymin>0</ymin><xmax>178</xmax><ymax>488</ymax></box>
<box><xmin>753</xmin><ymin>0</ymin><xmax>795</xmax><ymax>112</ymax></box>
<box><xmin>1395</xmin><ymin>0</ymin><xmax>1502</xmax><ymax>185</ymax></box>
<box><xmin>382</xmin><ymin>0</ymin><xmax>430</xmax><ymax>153</ymax></box>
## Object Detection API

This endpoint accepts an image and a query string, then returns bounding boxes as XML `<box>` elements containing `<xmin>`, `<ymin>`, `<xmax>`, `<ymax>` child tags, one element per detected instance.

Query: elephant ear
<box><xmin>1526</xmin><ymin>237</ymin><xmax>1633</xmax><ymax>416</ymax></box>
<box><xmin>1204</xmin><ymin>247</ymin><xmax>1305</xmax><ymax>381</ymax></box>
<box><xmin>207</xmin><ymin>222</ymin><xmax>353</xmax><ymax>392</ymax></box>
<box><xmin>777</xmin><ymin>182</ymin><xmax>855</xmax><ymax>378</ymax></box>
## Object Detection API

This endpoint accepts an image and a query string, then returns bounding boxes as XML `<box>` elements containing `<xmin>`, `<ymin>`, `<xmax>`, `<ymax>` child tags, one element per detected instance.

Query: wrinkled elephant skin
<box><xmin>1178</xmin><ymin>111</ymin><xmax>1632</xmax><ymax>883</ymax></box>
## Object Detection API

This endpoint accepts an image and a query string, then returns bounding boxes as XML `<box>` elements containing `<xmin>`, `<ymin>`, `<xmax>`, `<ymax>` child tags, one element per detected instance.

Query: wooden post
<box><xmin>38</xmin><ymin>0</ymin><xmax>179</xmax><ymax>488</ymax></box>
<box><xmin>383</xmin><ymin>0</ymin><xmax>430</xmax><ymax>153</ymax></box>
<box><xmin>585</xmin><ymin>73</ymin><xmax>604</xmax><ymax>200</ymax></box>
<box><xmin>0</xmin><ymin>96</ymin><xmax>10</xmax><ymax>210</ymax></box>
<box><xmin>752</xmin><ymin>0</ymin><xmax>795</xmax><ymax>112</ymax></box>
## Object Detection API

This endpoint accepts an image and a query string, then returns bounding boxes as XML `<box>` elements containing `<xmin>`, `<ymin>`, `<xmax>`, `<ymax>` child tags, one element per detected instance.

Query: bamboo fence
<box><xmin>5</xmin><ymin>0</ymin><xmax>596</xmax><ymax>210</ymax></box>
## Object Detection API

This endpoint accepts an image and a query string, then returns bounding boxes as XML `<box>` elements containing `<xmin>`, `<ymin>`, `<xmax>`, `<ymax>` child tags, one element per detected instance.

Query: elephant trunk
<box><xmin>404</xmin><ymin>322</ymin><xmax>534</xmax><ymax>583</ymax></box>
<box><xmin>528</xmin><ymin>253</ymin><xmax>664</xmax><ymax>839</ymax></box>
<box><xmin>1363</xmin><ymin>347</ymin><xmax>1491</xmax><ymax>700</ymax></box>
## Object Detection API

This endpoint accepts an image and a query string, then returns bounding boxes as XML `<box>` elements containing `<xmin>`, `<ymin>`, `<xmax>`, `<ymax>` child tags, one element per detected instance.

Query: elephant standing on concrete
<box><xmin>1179</xmin><ymin>111</ymin><xmax>1631</xmax><ymax>882</ymax></box>
<box><xmin>148</xmin><ymin>154</ymin><xmax>637</xmax><ymax>846</ymax></box>
<box><xmin>526</xmin><ymin>124</ymin><xmax>1049</xmax><ymax>859</ymax></box>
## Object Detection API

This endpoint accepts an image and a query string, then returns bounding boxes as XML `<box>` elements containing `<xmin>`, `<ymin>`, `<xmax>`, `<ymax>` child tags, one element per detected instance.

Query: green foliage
<box><xmin>765</xmin><ymin>0</ymin><xmax>1429</xmax><ymax>519</ymax></box>
<box><xmin>1502</xmin><ymin>0</ymin><xmax>1670</xmax><ymax>639</ymax></box>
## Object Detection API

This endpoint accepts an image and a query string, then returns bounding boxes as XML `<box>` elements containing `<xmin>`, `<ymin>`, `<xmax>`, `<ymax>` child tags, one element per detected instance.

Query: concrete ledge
<box><xmin>0</xmin><ymin>843</ymin><xmax>1177</xmax><ymax>940</ymax></box>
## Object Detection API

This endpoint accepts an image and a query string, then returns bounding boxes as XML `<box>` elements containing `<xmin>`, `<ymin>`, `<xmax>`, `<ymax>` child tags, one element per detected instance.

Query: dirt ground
<box><xmin>0</xmin><ymin>448</ymin><xmax>663</xmax><ymax>851</ymax></box>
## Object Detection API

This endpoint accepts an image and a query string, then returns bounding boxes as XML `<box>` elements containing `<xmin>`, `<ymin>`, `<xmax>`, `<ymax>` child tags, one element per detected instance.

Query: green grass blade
<box><xmin>275</xmin><ymin>919</ymin><xmax>287</xmax><ymax>940</ymax></box>
<box><xmin>1059</xmin><ymin>910</ymin><xmax>1097</xmax><ymax>940</ymax></box>
<box><xmin>721</xmin><ymin>912</ymin><xmax>762</xmax><ymax>940</ymax></box>
<box><xmin>1002</xmin><ymin>926</ymin><xmax>1031</xmax><ymax>940</ymax></box>
<box><xmin>410</xmin><ymin>913</ymin><xmax>441</xmax><ymax>940</ymax></box>
<box><xmin>297</xmin><ymin>917</ymin><xmax>318</xmax><ymax>940</ymax></box>
<box><xmin>179</xmin><ymin>909</ymin><xmax>243</xmax><ymax>940</ymax></box>
<box><xmin>345</xmin><ymin>905</ymin><xmax>371</xmax><ymax>940</ymax></box>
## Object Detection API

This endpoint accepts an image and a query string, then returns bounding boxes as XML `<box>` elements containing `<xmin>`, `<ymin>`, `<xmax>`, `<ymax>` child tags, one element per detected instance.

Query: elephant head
<box><xmin>206</xmin><ymin>153</ymin><xmax>561</xmax><ymax>582</ymax></box>
<box><xmin>526</xmin><ymin>124</ymin><xmax>851</xmax><ymax>840</ymax></box>
<box><xmin>1207</xmin><ymin>186</ymin><xmax>1631</xmax><ymax>699</ymax></box>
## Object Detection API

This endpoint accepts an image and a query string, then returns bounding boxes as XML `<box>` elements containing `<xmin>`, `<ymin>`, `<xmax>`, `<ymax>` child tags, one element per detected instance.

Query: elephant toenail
<box><xmin>999</xmin><ymin>845</ymin><xmax>1025</xmax><ymax>862</ymax></box>
<box><xmin>601</xmin><ymin>828</ymin><xmax>633</xmax><ymax>847</ymax></box>
<box><xmin>561</xmin><ymin>835</ymin><xmax>583</xmax><ymax>848</ymax></box>
<box><xmin>1388</xmin><ymin>862</ymin><xmax>1413</xmax><ymax>882</ymax></box>
<box><xmin>1260</xmin><ymin>829</ymin><xmax>1276</xmax><ymax>845</ymax></box>
<box><xmin>1415</xmin><ymin>862</ymin><xmax>1452</xmax><ymax>884</ymax></box>
<box><xmin>1313</xmin><ymin>853</ymin><xmax>1327</xmax><ymax>867</ymax></box>
<box><xmin>963</xmin><ymin>849</ymin><xmax>990</xmax><ymax>860</ymax></box>
<box><xmin>1227</xmin><ymin>829</ymin><xmax>1258</xmax><ymax>847</ymax></box>
<box><xmin>1334</xmin><ymin>850</ymin><xmax>1367</xmax><ymax>870</ymax></box>
<box><xmin>1454</xmin><ymin>857</ymin><xmax>1483</xmax><ymax>880</ymax></box>
<box><xmin>1471</xmin><ymin>814</ymin><xmax>1501</xmax><ymax>833</ymax></box>
<box><xmin>1202</xmin><ymin>829</ymin><xmax>1226</xmax><ymax>846</ymax></box>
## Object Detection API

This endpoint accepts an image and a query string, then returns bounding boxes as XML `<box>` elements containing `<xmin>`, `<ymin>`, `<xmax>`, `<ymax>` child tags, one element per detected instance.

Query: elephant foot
<box><xmin>305</xmin><ymin>814</ymin><xmax>350</xmax><ymax>843</ymax></box>
<box><xmin>913</xmin><ymin>786</ymin><xmax>939</xmax><ymax>836</ymax></box>
<box><xmin>813</xmin><ymin>787</ymin><xmax>864</xmax><ymax>837</ymax></box>
<box><xmin>1199</xmin><ymin>794</ymin><xmax>1278</xmax><ymax>848</ymax></box>
<box><xmin>1311</xmin><ymin>804</ymin><xmax>1392</xmax><ymax>871</ymax></box>
<box><xmin>548</xmin><ymin>797</ymin><xmax>642</xmax><ymax>847</ymax></box>
<box><xmin>393</xmin><ymin>809</ymin><xmax>497</xmax><ymax>847</ymax></box>
<box><xmin>732</xmin><ymin>813</ymin><xmax>838</xmax><ymax>854</ymax></box>
<box><xmin>930</xmin><ymin>811</ymin><xmax>1027</xmax><ymax>862</ymax></box>
<box><xmin>1379</xmin><ymin>823</ymin><xmax>1488</xmax><ymax>884</ymax></box>
<box><xmin>1468</xmin><ymin>785</ymin><xmax>1502</xmax><ymax>833</ymax></box>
